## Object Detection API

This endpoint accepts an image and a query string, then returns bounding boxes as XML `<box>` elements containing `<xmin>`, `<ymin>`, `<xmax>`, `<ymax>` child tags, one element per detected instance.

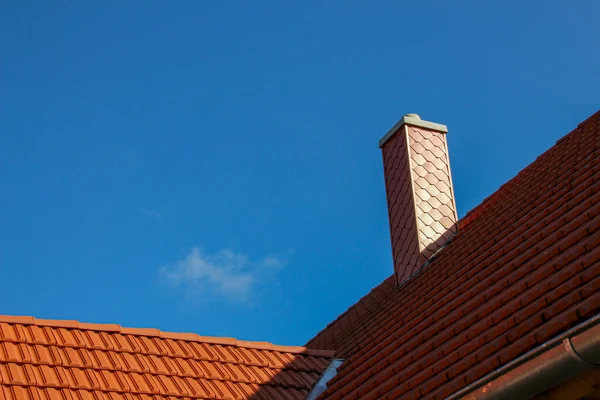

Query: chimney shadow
<box><xmin>245</xmin><ymin>352</ymin><xmax>338</xmax><ymax>400</ymax></box>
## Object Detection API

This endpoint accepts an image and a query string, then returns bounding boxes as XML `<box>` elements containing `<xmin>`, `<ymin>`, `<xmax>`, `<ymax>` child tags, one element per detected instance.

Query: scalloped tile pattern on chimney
<box><xmin>379</xmin><ymin>114</ymin><xmax>458</xmax><ymax>285</ymax></box>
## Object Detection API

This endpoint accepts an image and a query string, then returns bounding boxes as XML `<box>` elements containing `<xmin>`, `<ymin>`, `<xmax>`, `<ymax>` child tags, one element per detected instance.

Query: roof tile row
<box><xmin>0</xmin><ymin>317</ymin><xmax>334</xmax><ymax>400</ymax></box>
<box><xmin>0</xmin><ymin>317</ymin><xmax>332</xmax><ymax>357</ymax></box>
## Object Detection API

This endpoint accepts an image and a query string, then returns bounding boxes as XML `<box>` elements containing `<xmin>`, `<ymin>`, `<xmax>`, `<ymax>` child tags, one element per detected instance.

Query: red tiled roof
<box><xmin>307</xmin><ymin>110</ymin><xmax>600</xmax><ymax>399</ymax></box>
<box><xmin>0</xmin><ymin>315</ymin><xmax>335</xmax><ymax>400</ymax></box>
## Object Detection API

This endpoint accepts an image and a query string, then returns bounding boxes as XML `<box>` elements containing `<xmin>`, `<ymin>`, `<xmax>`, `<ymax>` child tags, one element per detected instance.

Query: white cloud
<box><xmin>160</xmin><ymin>247</ymin><xmax>285</xmax><ymax>303</ymax></box>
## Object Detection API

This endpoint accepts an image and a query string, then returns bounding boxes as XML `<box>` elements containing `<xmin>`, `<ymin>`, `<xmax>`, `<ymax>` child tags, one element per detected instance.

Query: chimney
<box><xmin>379</xmin><ymin>114</ymin><xmax>458</xmax><ymax>286</ymax></box>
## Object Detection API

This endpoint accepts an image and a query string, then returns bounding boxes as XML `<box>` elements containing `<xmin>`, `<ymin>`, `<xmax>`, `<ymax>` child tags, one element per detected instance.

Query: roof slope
<box><xmin>0</xmin><ymin>315</ymin><xmax>334</xmax><ymax>400</ymax></box>
<box><xmin>306</xmin><ymin>110</ymin><xmax>600</xmax><ymax>399</ymax></box>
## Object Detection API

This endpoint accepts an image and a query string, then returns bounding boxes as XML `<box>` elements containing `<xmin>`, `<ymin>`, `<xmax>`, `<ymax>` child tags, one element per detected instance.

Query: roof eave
<box><xmin>447</xmin><ymin>314</ymin><xmax>600</xmax><ymax>400</ymax></box>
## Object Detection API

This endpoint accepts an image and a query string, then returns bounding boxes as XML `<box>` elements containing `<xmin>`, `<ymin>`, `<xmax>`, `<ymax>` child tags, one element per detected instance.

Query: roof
<box><xmin>0</xmin><ymin>315</ymin><xmax>335</xmax><ymax>400</ymax></box>
<box><xmin>306</xmin><ymin>110</ymin><xmax>600</xmax><ymax>399</ymax></box>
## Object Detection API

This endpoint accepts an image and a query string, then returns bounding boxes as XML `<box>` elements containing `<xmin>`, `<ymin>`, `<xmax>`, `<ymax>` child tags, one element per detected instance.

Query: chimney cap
<box><xmin>378</xmin><ymin>114</ymin><xmax>448</xmax><ymax>148</ymax></box>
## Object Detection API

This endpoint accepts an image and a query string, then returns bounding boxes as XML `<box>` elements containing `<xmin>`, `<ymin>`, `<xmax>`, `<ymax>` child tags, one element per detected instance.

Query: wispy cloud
<box><xmin>141</xmin><ymin>208</ymin><xmax>161</xmax><ymax>221</ymax></box>
<box><xmin>160</xmin><ymin>247</ymin><xmax>285</xmax><ymax>303</ymax></box>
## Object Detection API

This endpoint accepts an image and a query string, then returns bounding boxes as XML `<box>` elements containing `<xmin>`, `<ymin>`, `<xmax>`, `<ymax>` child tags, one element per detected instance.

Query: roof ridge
<box><xmin>0</xmin><ymin>315</ymin><xmax>335</xmax><ymax>358</ymax></box>
<box><xmin>576</xmin><ymin>108</ymin><xmax>600</xmax><ymax>128</ymax></box>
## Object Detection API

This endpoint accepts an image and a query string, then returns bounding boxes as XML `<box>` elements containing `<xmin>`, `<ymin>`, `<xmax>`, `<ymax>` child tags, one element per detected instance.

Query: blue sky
<box><xmin>1</xmin><ymin>1</ymin><xmax>598</xmax><ymax>346</ymax></box>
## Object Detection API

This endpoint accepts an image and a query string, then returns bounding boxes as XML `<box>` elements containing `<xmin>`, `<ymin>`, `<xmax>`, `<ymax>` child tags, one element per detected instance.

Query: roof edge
<box><xmin>0</xmin><ymin>315</ymin><xmax>335</xmax><ymax>357</ymax></box>
<box><xmin>462</xmin><ymin>108</ymin><xmax>600</xmax><ymax>229</ymax></box>
<box><xmin>446</xmin><ymin>314</ymin><xmax>600</xmax><ymax>400</ymax></box>
<box><xmin>305</xmin><ymin>275</ymin><xmax>396</xmax><ymax>348</ymax></box>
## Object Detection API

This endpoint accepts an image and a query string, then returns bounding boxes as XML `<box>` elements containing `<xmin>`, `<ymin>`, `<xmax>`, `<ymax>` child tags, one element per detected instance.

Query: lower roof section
<box><xmin>0</xmin><ymin>315</ymin><xmax>335</xmax><ymax>400</ymax></box>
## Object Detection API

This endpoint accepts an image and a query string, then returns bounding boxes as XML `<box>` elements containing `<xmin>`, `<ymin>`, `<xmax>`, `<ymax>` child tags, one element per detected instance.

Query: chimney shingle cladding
<box><xmin>381</xmin><ymin>118</ymin><xmax>458</xmax><ymax>285</ymax></box>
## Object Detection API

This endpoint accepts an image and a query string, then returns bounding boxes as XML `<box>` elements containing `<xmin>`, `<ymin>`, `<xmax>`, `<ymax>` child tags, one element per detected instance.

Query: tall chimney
<box><xmin>379</xmin><ymin>114</ymin><xmax>458</xmax><ymax>286</ymax></box>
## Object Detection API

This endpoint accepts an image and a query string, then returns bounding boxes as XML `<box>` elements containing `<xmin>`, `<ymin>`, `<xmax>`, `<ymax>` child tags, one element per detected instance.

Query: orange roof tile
<box><xmin>0</xmin><ymin>315</ymin><xmax>335</xmax><ymax>400</ymax></box>
<box><xmin>307</xmin><ymin>110</ymin><xmax>600</xmax><ymax>399</ymax></box>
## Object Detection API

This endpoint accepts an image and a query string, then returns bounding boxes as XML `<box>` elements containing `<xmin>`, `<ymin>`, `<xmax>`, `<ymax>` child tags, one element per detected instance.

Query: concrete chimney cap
<box><xmin>379</xmin><ymin>114</ymin><xmax>448</xmax><ymax>148</ymax></box>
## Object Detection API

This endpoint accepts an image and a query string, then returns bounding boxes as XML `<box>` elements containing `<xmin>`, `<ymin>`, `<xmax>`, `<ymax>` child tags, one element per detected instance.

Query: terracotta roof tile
<box><xmin>0</xmin><ymin>316</ymin><xmax>335</xmax><ymax>399</ymax></box>
<box><xmin>307</xmin><ymin>110</ymin><xmax>600</xmax><ymax>399</ymax></box>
